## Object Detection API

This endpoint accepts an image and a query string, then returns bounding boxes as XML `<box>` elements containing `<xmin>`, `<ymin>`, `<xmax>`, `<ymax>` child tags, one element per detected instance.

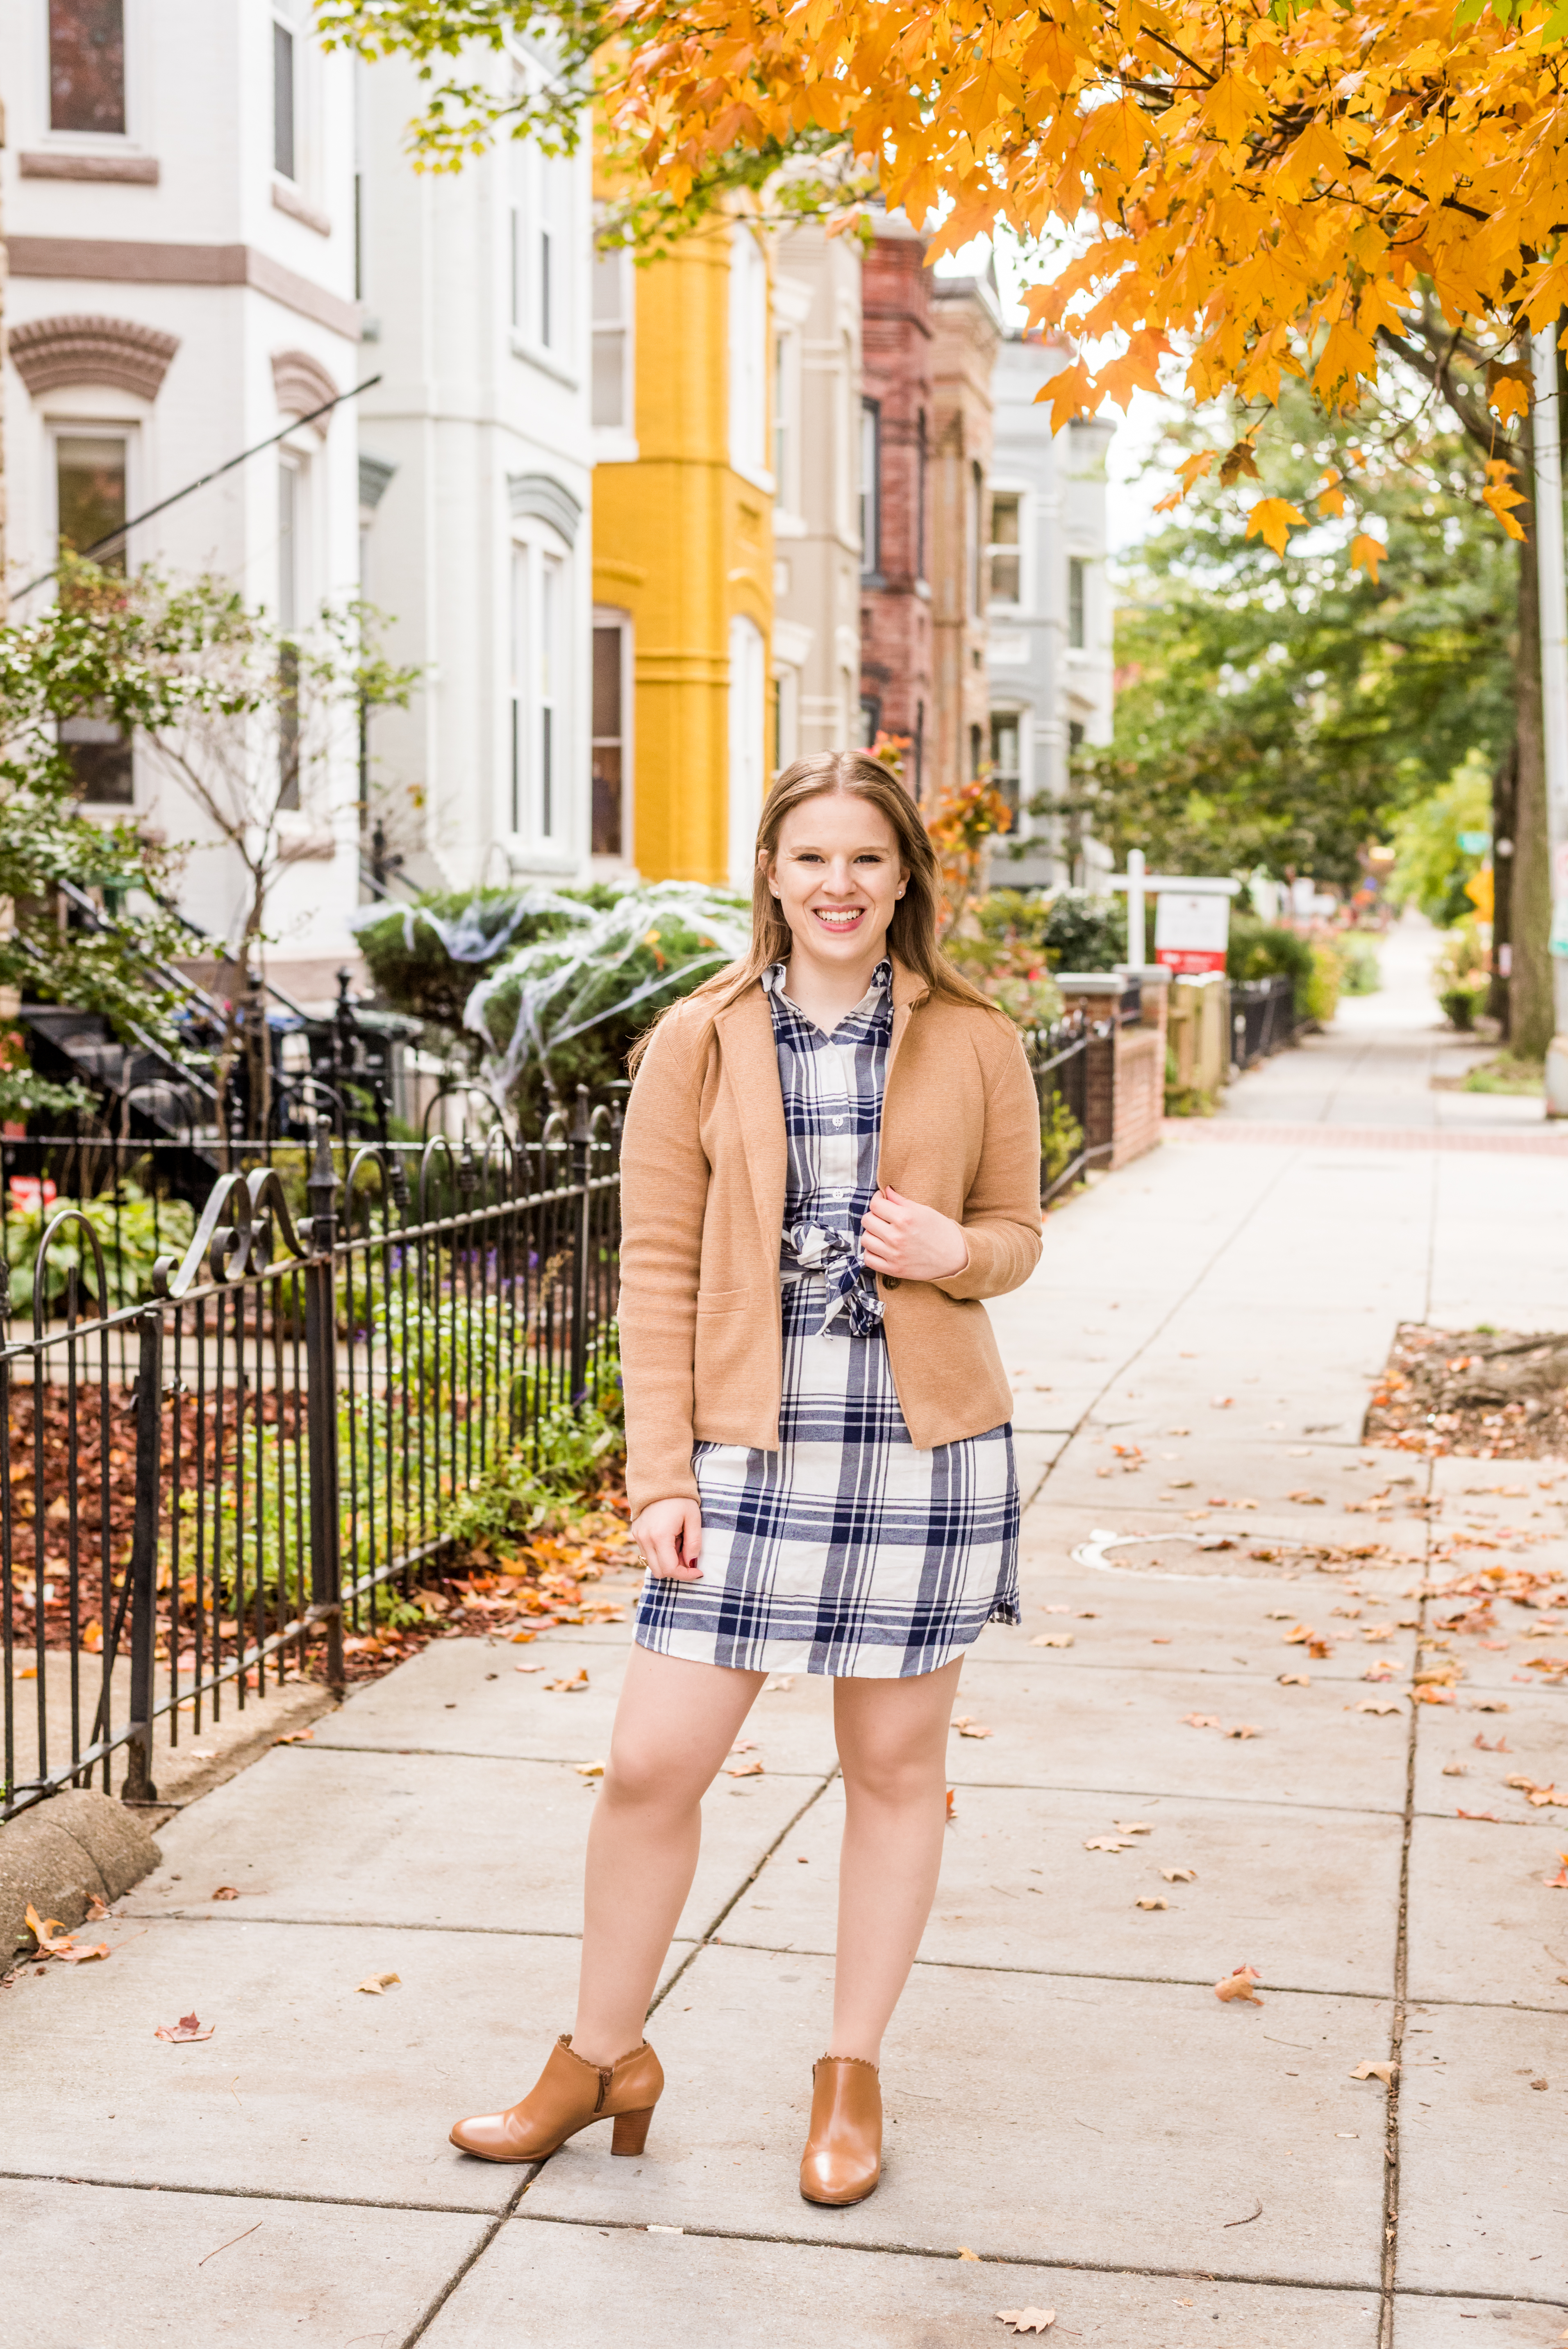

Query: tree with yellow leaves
<box><xmin>321</xmin><ymin>0</ymin><xmax>1568</xmax><ymax>1047</ymax></box>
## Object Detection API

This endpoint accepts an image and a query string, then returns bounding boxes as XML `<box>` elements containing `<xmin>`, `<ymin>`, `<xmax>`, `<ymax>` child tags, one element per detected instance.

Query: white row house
<box><xmin>986</xmin><ymin>332</ymin><xmax>1115</xmax><ymax>889</ymax></box>
<box><xmin>1</xmin><ymin>0</ymin><xmax>601</xmax><ymax>1001</ymax></box>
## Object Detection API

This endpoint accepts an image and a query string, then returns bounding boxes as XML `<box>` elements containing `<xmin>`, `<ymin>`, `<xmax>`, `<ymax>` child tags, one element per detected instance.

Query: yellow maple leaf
<box><xmin>1486</xmin><ymin>364</ymin><xmax>1531</xmax><ymax>424</ymax></box>
<box><xmin>1200</xmin><ymin>72</ymin><xmax>1268</xmax><ymax>148</ymax></box>
<box><xmin>1244</xmin><ymin>498</ymin><xmax>1307</xmax><ymax>557</ymax></box>
<box><xmin>1482</xmin><ymin>457</ymin><xmax>1528</xmax><ymax>543</ymax></box>
<box><xmin>1349</xmin><ymin>532</ymin><xmax>1385</xmax><ymax>583</ymax></box>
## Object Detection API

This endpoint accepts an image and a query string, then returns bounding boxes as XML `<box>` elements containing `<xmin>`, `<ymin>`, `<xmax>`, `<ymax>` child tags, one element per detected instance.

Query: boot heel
<box><xmin>611</xmin><ymin>2106</ymin><xmax>654</xmax><ymax>2156</ymax></box>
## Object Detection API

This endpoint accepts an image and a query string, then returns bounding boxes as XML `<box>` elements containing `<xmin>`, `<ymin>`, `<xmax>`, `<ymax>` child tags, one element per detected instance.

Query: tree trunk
<box><xmin>1488</xmin><ymin>738</ymin><xmax>1517</xmax><ymax>1032</ymax></box>
<box><xmin>1513</xmin><ymin>448</ymin><xmax>1556</xmax><ymax>1057</ymax></box>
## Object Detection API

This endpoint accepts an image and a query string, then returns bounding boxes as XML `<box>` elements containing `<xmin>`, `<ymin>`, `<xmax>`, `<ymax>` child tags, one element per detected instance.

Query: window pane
<box><xmin>860</xmin><ymin>400</ymin><xmax>879</xmax><ymax>573</ymax></box>
<box><xmin>592</xmin><ymin>248</ymin><xmax>624</xmax><ymax>324</ymax></box>
<box><xmin>991</xmin><ymin>495</ymin><xmax>1020</xmax><ymax>546</ymax></box>
<box><xmin>591</xmin><ymin>330</ymin><xmax>626</xmax><ymax>429</ymax></box>
<box><xmin>592</xmin><ymin>624</ymin><xmax>622</xmax><ymax>739</ymax></box>
<box><xmin>50</xmin><ymin>0</ymin><xmax>125</xmax><ymax>136</ymax></box>
<box><xmin>57</xmin><ymin>434</ymin><xmax>126</xmax><ymax>566</ymax></box>
<box><xmin>991</xmin><ymin>552</ymin><xmax>1020</xmax><ymax>604</ymax></box>
<box><xmin>277</xmin><ymin>461</ymin><xmax>300</xmax><ymax>630</ymax></box>
<box><xmin>277</xmin><ymin>642</ymin><xmax>301</xmax><ymax>810</ymax></box>
<box><xmin>61</xmin><ymin>712</ymin><xmax>133</xmax><ymax>805</ymax></box>
<box><xmin>1068</xmin><ymin>557</ymin><xmax>1086</xmax><ymax>649</ymax></box>
<box><xmin>273</xmin><ymin>21</ymin><xmax>295</xmax><ymax>179</ymax></box>
<box><xmin>540</xmin><ymin>228</ymin><xmax>554</xmax><ymax>347</ymax></box>
<box><xmin>592</xmin><ymin>744</ymin><xmax>622</xmax><ymax>857</ymax></box>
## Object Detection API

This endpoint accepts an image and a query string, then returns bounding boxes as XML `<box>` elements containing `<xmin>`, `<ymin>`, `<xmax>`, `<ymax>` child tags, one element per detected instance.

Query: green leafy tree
<box><xmin>1069</xmin><ymin>389</ymin><xmax>1514</xmax><ymax>891</ymax></box>
<box><xmin>1388</xmin><ymin>753</ymin><xmax>1493</xmax><ymax>928</ymax></box>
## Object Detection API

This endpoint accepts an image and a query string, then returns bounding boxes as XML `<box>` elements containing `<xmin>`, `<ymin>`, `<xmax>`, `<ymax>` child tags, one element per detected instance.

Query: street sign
<box><xmin>1154</xmin><ymin>890</ymin><xmax>1231</xmax><ymax>974</ymax></box>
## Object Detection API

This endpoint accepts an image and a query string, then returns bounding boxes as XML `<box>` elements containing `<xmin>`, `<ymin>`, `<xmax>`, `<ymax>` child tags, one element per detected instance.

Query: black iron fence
<box><xmin>1231</xmin><ymin>975</ymin><xmax>1297</xmax><ymax>1070</ymax></box>
<box><xmin>0</xmin><ymin>1094</ymin><xmax>621</xmax><ymax>1826</ymax></box>
<box><xmin>1024</xmin><ymin>1008</ymin><xmax>1114</xmax><ymax>1206</ymax></box>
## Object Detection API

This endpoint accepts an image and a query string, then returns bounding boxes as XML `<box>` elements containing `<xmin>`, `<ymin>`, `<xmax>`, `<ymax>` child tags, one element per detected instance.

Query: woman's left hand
<box><xmin>860</xmin><ymin>1186</ymin><xmax>969</xmax><ymax>1284</ymax></box>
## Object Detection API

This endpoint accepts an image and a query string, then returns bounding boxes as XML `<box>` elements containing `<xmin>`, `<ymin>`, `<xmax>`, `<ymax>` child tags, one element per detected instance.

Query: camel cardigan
<box><xmin>617</xmin><ymin>958</ymin><xmax>1044</xmax><ymax>1514</ymax></box>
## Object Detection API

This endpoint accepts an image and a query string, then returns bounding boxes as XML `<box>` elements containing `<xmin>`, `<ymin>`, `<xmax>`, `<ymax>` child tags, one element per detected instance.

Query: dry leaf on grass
<box><xmin>1350</xmin><ymin>2060</ymin><xmax>1396</xmax><ymax>2084</ymax></box>
<box><xmin>1161</xmin><ymin>1867</ymin><xmax>1198</xmax><ymax>1883</ymax></box>
<box><xmin>575</xmin><ymin>1759</ymin><xmax>606</xmax><ymax>1777</ymax></box>
<box><xmin>1357</xmin><ymin>1699</ymin><xmax>1402</xmax><ymax>1715</ymax></box>
<box><xmin>1031</xmin><ymin>1633</ymin><xmax>1074</xmax><ymax>1649</ymax></box>
<box><xmin>995</xmin><ymin>2314</ymin><xmax>1055</xmax><ymax>2335</ymax></box>
<box><xmin>725</xmin><ymin>1758</ymin><xmax>765</xmax><ymax>1778</ymax></box>
<box><xmin>155</xmin><ymin>2012</ymin><xmax>214</xmax><ymax>2042</ymax></box>
<box><xmin>1135</xmin><ymin>1896</ymin><xmax>1170</xmax><ymax>1910</ymax></box>
<box><xmin>357</xmin><ymin>1972</ymin><xmax>401</xmax><ymax>1996</ymax></box>
<box><xmin>1278</xmin><ymin>1672</ymin><xmax>1310</xmax><ymax>1687</ymax></box>
<box><xmin>1214</xmin><ymin>1964</ymin><xmax>1263</xmax><ymax>2004</ymax></box>
<box><xmin>24</xmin><ymin>1906</ymin><xmax>109</xmax><ymax>1965</ymax></box>
<box><xmin>211</xmin><ymin>1886</ymin><xmax>239</xmax><ymax>1901</ymax></box>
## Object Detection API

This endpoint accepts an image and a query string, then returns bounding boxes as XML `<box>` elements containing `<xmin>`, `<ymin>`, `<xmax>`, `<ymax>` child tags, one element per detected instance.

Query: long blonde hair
<box><xmin>629</xmin><ymin>751</ymin><xmax>997</xmax><ymax>1069</ymax></box>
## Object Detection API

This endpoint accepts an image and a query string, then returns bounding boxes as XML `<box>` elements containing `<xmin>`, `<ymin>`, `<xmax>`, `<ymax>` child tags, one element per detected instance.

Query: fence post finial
<box><xmin>307</xmin><ymin>1114</ymin><xmax>337</xmax><ymax>1253</ymax></box>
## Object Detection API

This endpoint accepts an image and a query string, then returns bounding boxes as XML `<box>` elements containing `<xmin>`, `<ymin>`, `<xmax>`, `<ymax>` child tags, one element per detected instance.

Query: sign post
<box><xmin>1107</xmin><ymin>850</ymin><xmax>1241</xmax><ymax>971</ymax></box>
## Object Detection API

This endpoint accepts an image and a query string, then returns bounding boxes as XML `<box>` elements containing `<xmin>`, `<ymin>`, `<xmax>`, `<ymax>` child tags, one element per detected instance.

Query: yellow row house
<box><xmin>589</xmin><ymin>206</ymin><xmax>775</xmax><ymax>887</ymax></box>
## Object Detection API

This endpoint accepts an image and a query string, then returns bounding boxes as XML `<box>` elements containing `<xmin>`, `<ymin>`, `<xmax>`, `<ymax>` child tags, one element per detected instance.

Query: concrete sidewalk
<box><xmin>3</xmin><ymin>935</ymin><xmax>1565</xmax><ymax>2348</ymax></box>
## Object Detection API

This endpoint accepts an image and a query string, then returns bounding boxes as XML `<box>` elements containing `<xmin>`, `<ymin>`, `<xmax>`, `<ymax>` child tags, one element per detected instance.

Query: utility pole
<box><xmin>1533</xmin><ymin>323</ymin><xmax>1568</xmax><ymax>1115</ymax></box>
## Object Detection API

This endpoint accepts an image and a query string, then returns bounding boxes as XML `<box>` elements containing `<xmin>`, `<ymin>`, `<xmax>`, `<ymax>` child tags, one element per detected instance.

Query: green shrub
<box><xmin>1337</xmin><ymin>934</ymin><xmax>1382</xmax><ymax>996</ymax></box>
<box><xmin>1432</xmin><ymin>916</ymin><xmax>1490</xmax><ymax>1029</ymax></box>
<box><xmin>1041</xmin><ymin>1093</ymin><xmax>1086</xmax><ymax>1183</ymax></box>
<box><xmin>1035</xmin><ymin>889</ymin><xmax>1127</xmax><ymax>973</ymax></box>
<box><xmin>5</xmin><ymin>1182</ymin><xmax>194</xmax><ymax>1314</ymax></box>
<box><xmin>1302</xmin><ymin>940</ymin><xmax>1345</xmax><ymax>1026</ymax></box>
<box><xmin>1226</xmin><ymin>914</ymin><xmax>1315</xmax><ymax>1012</ymax></box>
<box><xmin>1388</xmin><ymin>752</ymin><xmax>1491</xmax><ymax>926</ymax></box>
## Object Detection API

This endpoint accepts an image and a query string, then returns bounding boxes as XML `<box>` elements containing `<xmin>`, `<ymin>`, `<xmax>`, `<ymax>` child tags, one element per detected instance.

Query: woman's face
<box><xmin>767</xmin><ymin>791</ymin><xmax>906</xmax><ymax>968</ymax></box>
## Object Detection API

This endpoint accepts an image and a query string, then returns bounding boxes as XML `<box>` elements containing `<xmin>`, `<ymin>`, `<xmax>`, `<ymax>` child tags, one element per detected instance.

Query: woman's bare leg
<box><xmin>828</xmin><ymin>1658</ymin><xmax>961</xmax><ymax>2062</ymax></box>
<box><xmin>572</xmin><ymin>1644</ymin><xmax>765</xmax><ymax>2066</ymax></box>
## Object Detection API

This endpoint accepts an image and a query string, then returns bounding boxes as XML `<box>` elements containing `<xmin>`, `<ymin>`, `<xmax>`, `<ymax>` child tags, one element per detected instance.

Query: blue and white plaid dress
<box><xmin>634</xmin><ymin>958</ymin><xmax>1019</xmax><ymax>1678</ymax></box>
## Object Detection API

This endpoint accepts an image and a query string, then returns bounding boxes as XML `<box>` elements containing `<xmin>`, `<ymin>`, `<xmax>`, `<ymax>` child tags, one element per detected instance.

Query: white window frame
<box><xmin>1067</xmin><ymin>554</ymin><xmax>1089</xmax><ymax>651</ymax></box>
<box><xmin>727</xmin><ymin>613</ymin><xmax>766</xmax><ymax>889</ymax></box>
<box><xmin>987</xmin><ymin>484</ymin><xmax>1027</xmax><ymax>612</ymax></box>
<box><xmin>41</xmin><ymin>0</ymin><xmax>142</xmax><ymax>152</ymax></box>
<box><xmin>590</xmin><ymin>605</ymin><xmax>634</xmax><ymax>866</ymax></box>
<box><xmin>728</xmin><ymin>225</ymin><xmax>772</xmax><ymax>493</ymax></box>
<box><xmin>50</xmin><ymin>418</ymin><xmax>137</xmax><ymax>809</ymax></box>
<box><xmin>590</xmin><ymin>234</ymin><xmax>637</xmax><ymax>459</ymax></box>
<box><xmin>509</xmin><ymin>527</ymin><xmax>572</xmax><ymax>850</ymax></box>
<box><xmin>988</xmin><ymin>705</ymin><xmax>1027</xmax><ymax>825</ymax></box>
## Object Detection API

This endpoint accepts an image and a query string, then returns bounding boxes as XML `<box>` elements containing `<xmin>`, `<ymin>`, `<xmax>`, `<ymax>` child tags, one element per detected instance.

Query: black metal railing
<box><xmin>0</xmin><ymin>1092</ymin><xmax>620</xmax><ymax>1826</ymax></box>
<box><xmin>1024</xmin><ymin>1009</ymin><xmax>1114</xmax><ymax>1206</ymax></box>
<box><xmin>1230</xmin><ymin>975</ymin><xmax>1297</xmax><ymax>1070</ymax></box>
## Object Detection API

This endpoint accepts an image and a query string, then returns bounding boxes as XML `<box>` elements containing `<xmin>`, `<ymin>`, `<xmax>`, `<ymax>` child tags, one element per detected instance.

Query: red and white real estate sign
<box><xmin>1154</xmin><ymin>890</ymin><xmax>1229</xmax><ymax>975</ymax></box>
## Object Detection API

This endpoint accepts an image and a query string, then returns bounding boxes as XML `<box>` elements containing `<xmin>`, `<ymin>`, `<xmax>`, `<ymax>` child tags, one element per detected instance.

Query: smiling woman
<box><xmin>448</xmin><ymin>748</ymin><xmax>1045</xmax><ymax>2210</ymax></box>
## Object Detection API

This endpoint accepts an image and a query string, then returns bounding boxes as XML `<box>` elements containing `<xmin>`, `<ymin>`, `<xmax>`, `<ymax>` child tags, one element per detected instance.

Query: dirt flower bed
<box><xmin>1364</xmin><ymin>1323</ymin><xmax>1568</xmax><ymax>1458</ymax></box>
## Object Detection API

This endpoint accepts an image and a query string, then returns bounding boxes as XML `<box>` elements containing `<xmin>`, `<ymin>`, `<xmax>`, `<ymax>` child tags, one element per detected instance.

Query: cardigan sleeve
<box><xmin>616</xmin><ymin>1004</ymin><xmax>712</xmax><ymax>1512</ymax></box>
<box><xmin>929</xmin><ymin>1028</ymin><xmax>1043</xmax><ymax>1303</ymax></box>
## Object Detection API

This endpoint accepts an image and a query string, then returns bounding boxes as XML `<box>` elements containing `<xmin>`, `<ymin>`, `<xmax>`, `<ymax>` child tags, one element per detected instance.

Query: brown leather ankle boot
<box><xmin>798</xmin><ymin>2053</ymin><xmax>882</xmax><ymax>2205</ymax></box>
<box><xmin>449</xmin><ymin>2034</ymin><xmax>663</xmax><ymax>2164</ymax></box>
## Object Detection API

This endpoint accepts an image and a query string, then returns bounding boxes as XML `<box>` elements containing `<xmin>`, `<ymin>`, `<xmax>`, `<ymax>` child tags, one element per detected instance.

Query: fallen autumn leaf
<box><xmin>1214</xmin><ymin>1964</ymin><xmax>1263</xmax><ymax>2005</ymax></box>
<box><xmin>1134</xmin><ymin>1895</ymin><xmax>1170</xmax><ymax>1910</ymax></box>
<box><xmin>1161</xmin><ymin>1867</ymin><xmax>1198</xmax><ymax>1883</ymax></box>
<box><xmin>1031</xmin><ymin>1633</ymin><xmax>1074</xmax><ymax>1648</ymax></box>
<box><xmin>1084</xmin><ymin>1835</ymin><xmax>1135</xmax><ymax>1852</ymax></box>
<box><xmin>155</xmin><ymin>2013</ymin><xmax>214</xmax><ymax>2042</ymax></box>
<box><xmin>995</xmin><ymin>2314</ymin><xmax>1055</xmax><ymax>2335</ymax></box>
<box><xmin>1350</xmin><ymin>2060</ymin><xmax>1396</xmax><ymax>2084</ymax></box>
<box><xmin>211</xmin><ymin>1887</ymin><xmax>239</xmax><ymax>1901</ymax></box>
<box><xmin>24</xmin><ymin>1905</ymin><xmax>109</xmax><ymax>1964</ymax></box>
<box><xmin>725</xmin><ymin>1757</ymin><xmax>765</xmax><ymax>1778</ymax></box>
<box><xmin>575</xmin><ymin>1760</ymin><xmax>606</xmax><ymax>1777</ymax></box>
<box><xmin>357</xmin><ymin>1972</ymin><xmax>401</xmax><ymax>1995</ymax></box>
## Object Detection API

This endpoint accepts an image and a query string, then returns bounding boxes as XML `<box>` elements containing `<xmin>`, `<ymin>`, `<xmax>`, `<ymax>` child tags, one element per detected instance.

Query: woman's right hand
<box><xmin>630</xmin><ymin>1497</ymin><xmax>704</xmax><ymax>1580</ymax></box>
